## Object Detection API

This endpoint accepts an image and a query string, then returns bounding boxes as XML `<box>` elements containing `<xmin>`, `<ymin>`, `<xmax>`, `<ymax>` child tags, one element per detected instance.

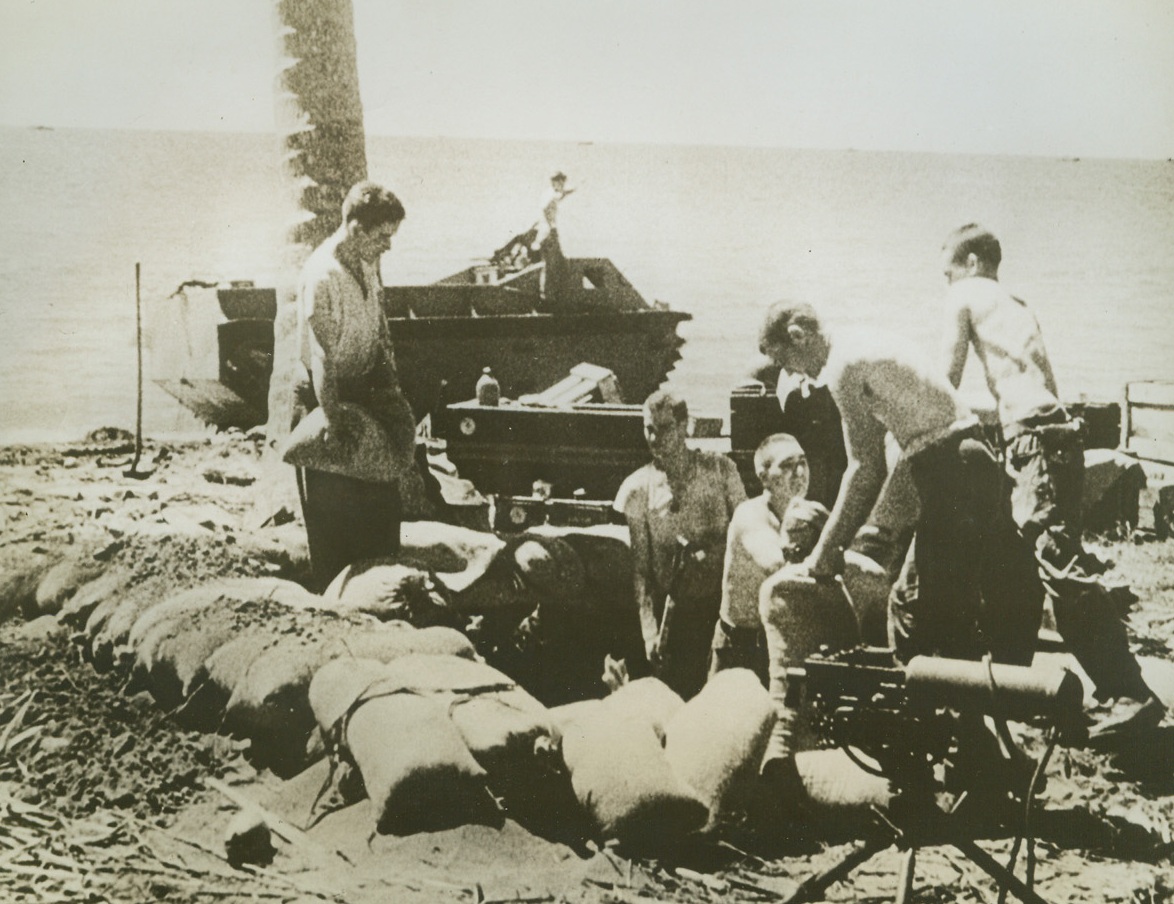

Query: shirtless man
<box><xmin>940</xmin><ymin>223</ymin><xmax>1164</xmax><ymax>739</ymax></box>
<box><xmin>710</xmin><ymin>433</ymin><xmax>813</xmax><ymax>685</ymax></box>
<box><xmin>758</xmin><ymin>301</ymin><xmax>1041</xmax><ymax>667</ymax></box>
<box><xmin>614</xmin><ymin>391</ymin><xmax>746</xmax><ymax>699</ymax></box>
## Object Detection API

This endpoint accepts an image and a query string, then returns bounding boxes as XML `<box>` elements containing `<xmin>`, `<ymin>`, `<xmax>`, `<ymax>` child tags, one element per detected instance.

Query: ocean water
<box><xmin>1</xmin><ymin>125</ymin><xmax>1172</xmax><ymax>443</ymax></box>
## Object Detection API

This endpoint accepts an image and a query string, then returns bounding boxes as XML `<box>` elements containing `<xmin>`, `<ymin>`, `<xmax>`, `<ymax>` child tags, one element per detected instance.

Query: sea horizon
<box><xmin>1</xmin><ymin>125</ymin><xmax>1172</xmax><ymax>443</ymax></box>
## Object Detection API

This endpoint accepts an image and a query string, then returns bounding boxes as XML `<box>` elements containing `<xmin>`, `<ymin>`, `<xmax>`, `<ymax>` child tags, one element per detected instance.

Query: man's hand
<box><xmin>782</xmin><ymin>553</ymin><xmax>841</xmax><ymax>586</ymax></box>
<box><xmin>646</xmin><ymin>635</ymin><xmax>661</xmax><ymax>666</ymax></box>
<box><xmin>321</xmin><ymin>406</ymin><xmax>355</xmax><ymax>451</ymax></box>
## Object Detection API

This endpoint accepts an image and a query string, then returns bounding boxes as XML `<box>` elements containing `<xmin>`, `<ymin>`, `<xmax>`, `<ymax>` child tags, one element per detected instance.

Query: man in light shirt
<box><xmin>614</xmin><ymin>391</ymin><xmax>746</xmax><ymax>699</ymax></box>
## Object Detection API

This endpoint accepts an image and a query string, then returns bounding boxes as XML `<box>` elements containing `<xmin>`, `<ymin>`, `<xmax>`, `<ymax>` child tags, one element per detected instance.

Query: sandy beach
<box><xmin>1</xmin><ymin>429</ymin><xmax>1173</xmax><ymax>903</ymax></box>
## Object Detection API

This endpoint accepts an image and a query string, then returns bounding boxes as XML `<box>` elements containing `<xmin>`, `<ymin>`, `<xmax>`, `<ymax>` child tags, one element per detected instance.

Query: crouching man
<box><xmin>710</xmin><ymin>433</ymin><xmax>827</xmax><ymax>687</ymax></box>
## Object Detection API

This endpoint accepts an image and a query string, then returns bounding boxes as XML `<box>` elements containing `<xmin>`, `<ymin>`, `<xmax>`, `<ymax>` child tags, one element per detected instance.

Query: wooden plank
<box><xmin>1124</xmin><ymin>382</ymin><xmax>1174</xmax><ymax>462</ymax></box>
<box><xmin>1130</xmin><ymin>407</ymin><xmax>1174</xmax><ymax>443</ymax></box>
<box><xmin>1127</xmin><ymin>381</ymin><xmax>1174</xmax><ymax>409</ymax></box>
<box><xmin>1125</xmin><ymin>403</ymin><xmax>1174</xmax><ymax>463</ymax></box>
<box><xmin>1126</xmin><ymin>437</ymin><xmax>1174</xmax><ymax>465</ymax></box>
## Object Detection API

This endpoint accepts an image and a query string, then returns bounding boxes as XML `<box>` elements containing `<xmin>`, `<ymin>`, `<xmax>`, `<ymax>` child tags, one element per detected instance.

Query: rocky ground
<box><xmin>1</xmin><ymin>430</ymin><xmax>1173</xmax><ymax>903</ymax></box>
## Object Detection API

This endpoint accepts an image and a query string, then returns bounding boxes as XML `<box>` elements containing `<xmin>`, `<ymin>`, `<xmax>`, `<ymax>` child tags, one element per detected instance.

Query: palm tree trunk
<box><xmin>259</xmin><ymin>0</ymin><xmax>368</xmax><ymax>522</ymax></box>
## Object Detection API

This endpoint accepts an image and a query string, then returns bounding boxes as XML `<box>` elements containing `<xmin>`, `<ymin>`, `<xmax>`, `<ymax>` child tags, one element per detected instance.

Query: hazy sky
<box><xmin>2</xmin><ymin>0</ymin><xmax>1172</xmax><ymax>159</ymax></box>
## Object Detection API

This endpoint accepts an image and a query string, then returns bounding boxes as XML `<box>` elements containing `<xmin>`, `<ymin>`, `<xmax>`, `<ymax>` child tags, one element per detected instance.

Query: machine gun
<box><xmin>781</xmin><ymin>646</ymin><xmax>1087</xmax><ymax>904</ymax></box>
<box><xmin>787</xmin><ymin>645</ymin><xmax>1086</xmax><ymax>789</ymax></box>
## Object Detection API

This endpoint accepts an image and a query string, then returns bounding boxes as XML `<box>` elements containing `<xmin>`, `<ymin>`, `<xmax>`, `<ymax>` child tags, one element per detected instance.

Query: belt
<box><xmin>1003</xmin><ymin>406</ymin><xmax>1070</xmax><ymax>441</ymax></box>
<box><xmin>909</xmin><ymin>422</ymin><xmax>986</xmax><ymax>460</ymax></box>
<box><xmin>718</xmin><ymin>619</ymin><xmax>764</xmax><ymax>642</ymax></box>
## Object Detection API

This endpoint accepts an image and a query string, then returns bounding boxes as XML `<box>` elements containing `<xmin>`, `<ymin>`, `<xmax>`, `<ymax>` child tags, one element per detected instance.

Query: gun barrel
<box><xmin>905</xmin><ymin>656</ymin><xmax>1085</xmax><ymax>737</ymax></box>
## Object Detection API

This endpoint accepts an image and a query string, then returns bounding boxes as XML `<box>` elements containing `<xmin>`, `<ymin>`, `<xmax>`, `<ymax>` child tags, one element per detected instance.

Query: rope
<box><xmin>306</xmin><ymin>676</ymin><xmax>519</xmax><ymax>829</ymax></box>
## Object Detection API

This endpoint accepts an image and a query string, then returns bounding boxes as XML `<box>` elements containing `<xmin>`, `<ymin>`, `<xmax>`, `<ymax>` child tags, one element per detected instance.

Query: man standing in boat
<box><xmin>614</xmin><ymin>391</ymin><xmax>746</xmax><ymax>699</ymax></box>
<box><xmin>532</xmin><ymin>171</ymin><xmax>575</xmax><ymax>304</ymax></box>
<box><xmin>939</xmin><ymin>223</ymin><xmax>1165</xmax><ymax>740</ymax></box>
<box><xmin>282</xmin><ymin>181</ymin><xmax>421</xmax><ymax>591</ymax></box>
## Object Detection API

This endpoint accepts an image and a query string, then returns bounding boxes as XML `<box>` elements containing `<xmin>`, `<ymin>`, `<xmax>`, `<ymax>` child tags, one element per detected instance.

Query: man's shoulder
<box><xmin>614</xmin><ymin>463</ymin><xmax>654</xmax><ymax>509</ymax></box>
<box><xmin>301</xmin><ymin>234</ymin><xmax>345</xmax><ymax>284</ymax></box>
<box><xmin>732</xmin><ymin>493</ymin><xmax>771</xmax><ymax>525</ymax></box>
<box><xmin>695</xmin><ymin>449</ymin><xmax>739</xmax><ymax>474</ymax></box>
<box><xmin>949</xmin><ymin>276</ymin><xmax>1017</xmax><ymax>311</ymax></box>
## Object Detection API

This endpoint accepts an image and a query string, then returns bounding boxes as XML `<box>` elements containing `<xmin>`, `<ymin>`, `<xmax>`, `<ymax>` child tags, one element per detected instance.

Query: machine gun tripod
<box><xmin>780</xmin><ymin>646</ymin><xmax>1086</xmax><ymax>904</ymax></box>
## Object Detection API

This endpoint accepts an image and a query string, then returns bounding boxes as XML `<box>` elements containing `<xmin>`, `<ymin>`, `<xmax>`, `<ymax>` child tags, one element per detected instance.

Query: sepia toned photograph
<box><xmin>1</xmin><ymin>2</ymin><xmax>1173</xmax><ymax>901</ymax></box>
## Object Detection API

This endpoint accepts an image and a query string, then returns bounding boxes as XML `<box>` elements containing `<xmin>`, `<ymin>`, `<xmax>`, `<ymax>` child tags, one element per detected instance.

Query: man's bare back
<box><xmin>942</xmin><ymin>277</ymin><xmax>1059</xmax><ymax>426</ymax></box>
<box><xmin>827</xmin><ymin>328</ymin><xmax>975</xmax><ymax>455</ymax></box>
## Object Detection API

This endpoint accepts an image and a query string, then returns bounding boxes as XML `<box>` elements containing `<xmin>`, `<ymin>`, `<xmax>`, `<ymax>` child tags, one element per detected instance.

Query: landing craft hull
<box><xmin>157</xmin><ymin>257</ymin><xmax>689</xmax><ymax>430</ymax></box>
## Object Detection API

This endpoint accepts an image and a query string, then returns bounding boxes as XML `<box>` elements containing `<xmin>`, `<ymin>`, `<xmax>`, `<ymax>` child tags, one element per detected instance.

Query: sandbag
<box><xmin>37</xmin><ymin>554</ymin><xmax>107</xmax><ymax>620</ymax></box>
<box><xmin>138</xmin><ymin>581</ymin><xmax>324</xmax><ymax>709</ymax></box>
<box><xmin>237</xmin><ymin>522</ymin><xmax>311</xmax><ymax>581</ymax></box>
<box><xmin>795</xmin><ymin>748</ymin><xmax>893</xmax><ymax>814</ymax></box>
<box><xmin>1</xmin><ymin>555</ymin><xmax>60</xmax><ymax>621</ymax></box>
<box><xmin>54</xmin><ymin>567</ymin><xmax>132</xmax><ymax>627</ymax></box>
<box><xmin>605</xmin><ymin>677</ymin><xmax>684</xmax><ymax>744</ymax></box>
<box><xmin>317</xmin><ymin>623</ymin><xmax>477</xmax><ymax>665</ymax></box>
<box><xmin>345</xmin><ymin>654</ymin><xmax>566</xmax><ymax>828</ymax></box>
<box><xmin>82</xmin><ymin>586</ymin><xmax>131</xmax><ymax>650</ymax></box>
<box><xmin>548</xmin><ymin>699</ymin><xmax>605</xmax><ymax>734</ymax></box>
<box><xmin>321</xmin><ymin>561</ymin><xmax>453</xmax><ymax>625</ymax></box>
<box><xmin>125</xmin><ymin>579</ymin><xmax>290</xmax><ymax>693</ymax></box>
<box><xmin>222</xmin><ymin>615</ymin><xmax>377</xmax><ymax>763</ymax></box>
<box><xmin>89</xmin><ymin>579</ymin><xmax>177</xmax><ymax>672</ymax></box>
<box><xmin>558</xmin><ymin>704</ymin><xmax>707</xmax><ymax>851</ymax></box>
<box><xmin>345</xmin><ymin>692</ymin><xmax>500</xmax><ymax>835</ymax></box>
<box><xmin>448</xmin><ymin>694</ymin><xmax>556</xmax><ymax>778</ymax></box>
<box><xmin>127</xmin><ymin>577</ymin><xmax>315</xmax><ymax>661</ymax></box>
<box><xmin>309</xmin><ymin>657</ymin><xmax>395</xmax><ymax>734</ymax></box>
<box><xmin>309</xmin><ymin>647</ymin><xmax>508</xmax><ymax>742</ymax></box>
<box><xmin>124</xmin><ymin>577</ymin><xmax>318</xmax><ymax>696</ymax></box>
<box><xmin>180</xmin><ymin>629</ymin><xmax>288</xmax><ymax>732</ymax></box>
<box><xmin>363</xmin><ymin>654</ymin><xmax>553</xmax><ymax>769</ymax></box>
<box><xmin>664</xmin><ymin>668</ymin><xmax>775</xmax><ymax>826</ymax></box>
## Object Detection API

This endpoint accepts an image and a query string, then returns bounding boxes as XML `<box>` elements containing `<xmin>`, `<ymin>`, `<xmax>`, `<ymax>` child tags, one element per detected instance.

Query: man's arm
<box><xmin>303</xmin><ymin>274</ymin><xmax>348</xmax><ymax>427</ymax></box>
<box><xmin>616</xmin><ymin>479</ymin><xmax>663</xmax><ymax>656</ymax></box>
<box><xmin>629</xmin><ymin>519</ymin><xmax>662</xmax><ymax>657</ymax></box>
<box><xmin>805</xmin><ymin>365</ymin><xmax>889</xmax><ymax>577</ymax></box>
<box><xmin>733</xmin><ymin>504</ymin><xmax>788</xmax><ymax>575</ymax></box>
<box><xmin>721</xmin><ymin>456</ymin><xmax>749</xmax><ymax>515</ymax></box>
<box><xmin>1036</xmin><ymin>329</ymin><xmax>1060</xmax><ymax>398</ymax></box>
<box><xmin>943</xmin><ymin>296</ymin><xmax>972</xmax><ymax>389</ymax></box>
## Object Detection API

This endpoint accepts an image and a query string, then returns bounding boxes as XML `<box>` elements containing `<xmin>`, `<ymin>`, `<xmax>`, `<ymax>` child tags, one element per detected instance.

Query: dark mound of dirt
<box><xmin>0</xmin><ymin>626</ymin><xmax>249</xmax><ymax>821</ymax></box>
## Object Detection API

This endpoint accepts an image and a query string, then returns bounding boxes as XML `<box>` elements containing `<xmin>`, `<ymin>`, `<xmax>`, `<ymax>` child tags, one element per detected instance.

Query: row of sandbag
<box><xmin>55</xmin><ymin>570</ymin><xmax>479</xmax><ymax>776</ymax></box>
<box><xmin>42</xmin><ymin>551</ymin><xmax>803</xmax><ymax>849</ymax></box>
<box><xmin>308</xmin><ymin>655</ymin><xmax>792</xmax><ymax>849</ymax></box>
